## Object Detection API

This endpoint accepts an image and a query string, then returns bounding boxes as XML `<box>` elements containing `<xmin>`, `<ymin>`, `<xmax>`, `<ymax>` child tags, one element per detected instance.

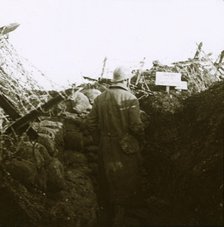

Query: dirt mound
<box><xmin>141</xmin><ymin>81</ymin><xmax>224</xmax><ymax>225</ymax></box>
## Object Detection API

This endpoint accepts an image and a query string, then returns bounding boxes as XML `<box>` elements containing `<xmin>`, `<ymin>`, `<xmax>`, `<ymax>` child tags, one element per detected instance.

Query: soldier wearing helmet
<box><xmin>86</xmin><ymin>66</ymin><xmax>144</xmax><ymax>227</ymax></box>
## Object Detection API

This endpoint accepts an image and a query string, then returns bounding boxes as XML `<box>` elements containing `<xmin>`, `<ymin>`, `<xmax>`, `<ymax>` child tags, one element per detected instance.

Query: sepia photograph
<box><xmin>0</xmin><ymin>0</ymin><xmax>223</xmax><ymax>226</ymax></box>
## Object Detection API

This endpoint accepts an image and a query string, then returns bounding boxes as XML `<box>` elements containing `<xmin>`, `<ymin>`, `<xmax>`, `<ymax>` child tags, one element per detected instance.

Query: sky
<box><xmin>1</xmin><ymin>0</ymin><xmax>224</xmax><ymax>88</ymax></box>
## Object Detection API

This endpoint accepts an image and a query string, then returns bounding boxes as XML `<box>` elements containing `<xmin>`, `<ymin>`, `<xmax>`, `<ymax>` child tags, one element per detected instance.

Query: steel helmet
<box><xmin>112</xmin><ymin>66</ymin><xmax>132</xmax><ymax>83</ymax></box>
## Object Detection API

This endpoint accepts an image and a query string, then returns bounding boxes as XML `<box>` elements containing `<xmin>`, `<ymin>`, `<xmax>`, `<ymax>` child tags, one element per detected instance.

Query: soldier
<box><xmin>86</xmin><ymin>66</ymin><xmax>144</xmax><ymax>227</ymax></box>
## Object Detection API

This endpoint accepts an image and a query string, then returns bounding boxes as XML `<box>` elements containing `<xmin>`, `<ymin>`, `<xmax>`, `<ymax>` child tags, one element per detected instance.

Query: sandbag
<box><xmin>16</xmin><ymin>141</ymin><xmax>51</xmax><ymax>168</ymax></box>
<box><xmin>63</xmin><ymin>118</ymin><xmax>84</xmax><ymax>151</ymax></box>
<box><xmin>46</xmin><ymin>158</ymin><xmax>65</xmax><ymax>192</ymax></box>
<box><xmin>33</xmin><ymin>120</ymin><xmax>64</xmax><ymax>150</ymax></box>
<box><xmin>38</xmin><ymin>120</ymin><xmax>63</xmax><ymax>129</ymax></box>
<box><xmin>69</xmin><ymin>91</ymin><xmax>92</xmax><ymax>114</ymax></box>
<box><xmin>63</xmin><ymin>151</ymin><xmax>88</xmax><ymax>168</ymax></box>
<box><xmin>81</xmin><ymin>88</ymin><xmax>101</xmax><ymax>104</ymax></box>
<box><xmin>64</xmin><ymin>129</ymin><xmax>84</xmax><ymax>151</ymax></box>
<box><xmin>38</xmin><ymin>133</ymin><xmax>57</xmax><ymax>157</ymax></box>
<box><xmin>4</xmin><ymin>159</ymin><xmax>37</xmax><ymax>187</ymax></box>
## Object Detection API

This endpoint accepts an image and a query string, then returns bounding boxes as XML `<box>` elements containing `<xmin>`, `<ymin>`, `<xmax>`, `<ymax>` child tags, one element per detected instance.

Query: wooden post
<box><xmin>0</xmin><ymin>93</ymin><xmax>21</xmax><ymax>120</ymax></box>
<box><xmin>135</xmin><ymin>57</ymin><xmax>146</xmax><ymax>86</ymax></box>
<box><xmin>218</xmin><ymin>50</ymin><xmax>224</xmax><ymax>64</ymax></box>
<box><xmin>100</xmin><ymin>57</ymin><xmax>107</xmax><ymax>79</ymax></box>
<box><xmin>166</xmin><ymin>86</ymin><xmax>170</xmax><ymax>93</ymax></box>
<box><xmin>194</xmin><ymin>42</ymin><xmax>203</xmax><ymax>59</ymax></box>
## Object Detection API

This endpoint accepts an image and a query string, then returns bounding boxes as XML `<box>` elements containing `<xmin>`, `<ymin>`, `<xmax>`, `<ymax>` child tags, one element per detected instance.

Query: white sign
<box><xmin>155</xmin><ymin>72</ymin><xmax>181</xmax><ymax>86</ymax></box>
<box><xmin>175</xmin><ymin>81</ymin><xmax>188</xmax><ymax>90</ymax></box>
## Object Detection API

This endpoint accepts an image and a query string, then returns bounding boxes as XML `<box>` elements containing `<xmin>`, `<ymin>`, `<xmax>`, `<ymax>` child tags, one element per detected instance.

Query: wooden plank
<box><xmin>0</xmin><ymin>93</ymin><xmax>21</xmax><ymax>120</ymax></box>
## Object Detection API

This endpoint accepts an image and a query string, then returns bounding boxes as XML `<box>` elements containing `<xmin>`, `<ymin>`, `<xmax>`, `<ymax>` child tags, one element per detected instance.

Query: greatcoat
<box><xmin>86</xmin><ymin>83</ymin><xmax>144</xmax><ymax>205</ymax></box>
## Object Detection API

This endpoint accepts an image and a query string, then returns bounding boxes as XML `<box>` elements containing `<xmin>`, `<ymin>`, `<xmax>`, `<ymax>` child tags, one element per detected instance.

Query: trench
<box><xmin>0</xmin><ymin>81</ymin><xmax>223</xmax><ymax>227</ymax></box>
<box><xmin>0</xmin><ymin>32</ymin><xmax>223</xmax><ymax>227</ymax></box>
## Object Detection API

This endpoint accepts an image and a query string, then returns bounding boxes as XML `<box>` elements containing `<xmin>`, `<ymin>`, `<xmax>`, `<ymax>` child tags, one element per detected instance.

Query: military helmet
<box><xmin>112</xmin><ymin>66</ymin><xmax>132</xmax><ymax>83</ymax></box>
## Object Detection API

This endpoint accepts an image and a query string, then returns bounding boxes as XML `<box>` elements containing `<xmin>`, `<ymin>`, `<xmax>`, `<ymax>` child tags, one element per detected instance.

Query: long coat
<box><xmin>86</xmin><ymin>84</ymin><xmax>144</xmax><ymax>205</ymax></box>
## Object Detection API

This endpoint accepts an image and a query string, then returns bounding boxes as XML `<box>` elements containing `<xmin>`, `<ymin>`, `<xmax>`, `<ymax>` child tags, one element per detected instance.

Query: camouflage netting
<box><xmin>0</xmin><ymin>34</ymin><xmax>223</xmax><ymax>226</ymax></box>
